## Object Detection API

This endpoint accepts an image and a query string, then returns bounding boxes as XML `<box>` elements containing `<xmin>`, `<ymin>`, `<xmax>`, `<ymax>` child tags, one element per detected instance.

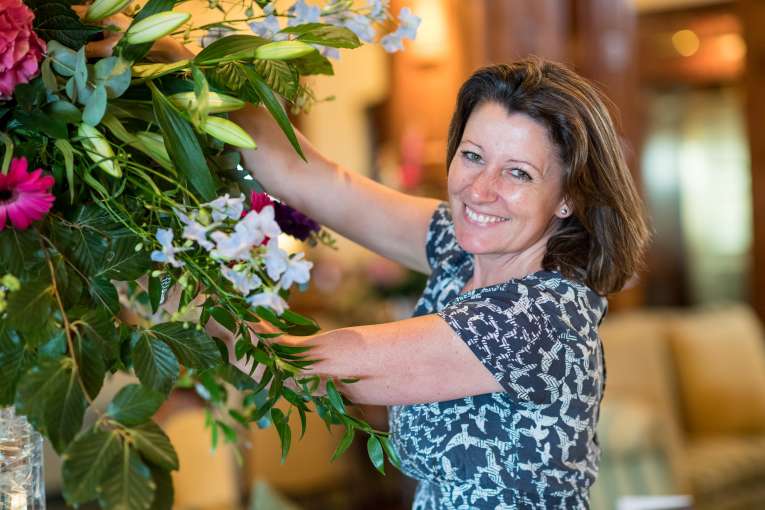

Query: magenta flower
<box><xmin>249</xmin><ymin>191</ymin><xmax>320</xmax><ymax>241</ymax></box>
<box><xmin>0</xmin><ymin>157</ymin><xmax>55</xmax><ymax>230</ymax></box>
<box><xmin>0</xmin><ymin>0</ymin><xmax>47</xmax><ymax>98</ymax></box>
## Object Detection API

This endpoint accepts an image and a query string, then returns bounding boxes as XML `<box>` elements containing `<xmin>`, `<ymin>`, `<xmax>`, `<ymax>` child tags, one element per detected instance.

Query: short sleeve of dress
<box><xmin>436</xmin><ymin>285</ymin><xmax>567</xmax><ymax>405</ymax></box>
<box><xmin>424</xmin><ymin>202</ymin><xmax>459</xmax><ymax>271</ymax></box>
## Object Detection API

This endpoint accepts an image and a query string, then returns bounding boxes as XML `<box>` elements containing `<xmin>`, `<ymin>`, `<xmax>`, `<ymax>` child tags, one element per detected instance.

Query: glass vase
<box><xmin>0</xmin><ymin>407</ymin><xmax>45</xmax><ymax>510</ymax></box>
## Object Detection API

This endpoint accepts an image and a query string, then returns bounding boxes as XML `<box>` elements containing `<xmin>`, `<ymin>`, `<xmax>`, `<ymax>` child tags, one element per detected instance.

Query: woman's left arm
<box><xmin>275</xmin><ymin>316</ymin><xmax>503</xmax><ymax>406</ymax></box>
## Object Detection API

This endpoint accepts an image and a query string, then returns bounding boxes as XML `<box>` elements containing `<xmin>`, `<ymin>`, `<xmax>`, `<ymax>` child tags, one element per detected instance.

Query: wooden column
<box><xmin>739</xmin><ymin>0</ymin><xmax>765</xmax><ymax>320</ymax></box>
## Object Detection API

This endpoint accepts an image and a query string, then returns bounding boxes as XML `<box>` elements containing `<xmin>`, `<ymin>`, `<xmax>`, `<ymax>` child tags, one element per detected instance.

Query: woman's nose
<box><xmin>468</xmin><ymin>170</ymin><xmax>498</xmax><ymax>202</ymax></box>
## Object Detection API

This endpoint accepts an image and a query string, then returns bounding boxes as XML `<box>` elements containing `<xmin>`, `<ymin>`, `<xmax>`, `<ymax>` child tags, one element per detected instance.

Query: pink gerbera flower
<box><xmin>0</xmin><ymin>157</ymin><xmax>55</xmax><ymax>230</ymax></box>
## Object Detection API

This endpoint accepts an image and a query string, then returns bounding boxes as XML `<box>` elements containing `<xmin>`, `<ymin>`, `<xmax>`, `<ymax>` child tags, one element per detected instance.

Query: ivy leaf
<box><xmin>151</xmin><ymin>85</ymin><xmax>217</xmax><ymax>201</ymax></box>
<box><xmin>149</xmin><ymin>322</ymin><xmax>221</xmax><ymax>370</ymax></box>
<box><xmin>16</xmin><ymin>357</ymin><xmax>88</xmax><ymax>453</ymax></box>
<box><xmin>132</xmin><ymin>332</ymin><xmax>180</xmax><ymax>395</ymax></box>
<box><xmin>106</xmin><ymin>384</ymin><xmax>165</xmax><ymax>426</ymax></box>
<box><xmin>73</xmin><ymin>332</ymin><xmax>106</xmax><ymax>400</ymax></box>
<box><xmin>281</xmin><ymin>23</ymin><xmax>361</xmax><ymax>49</ymax></box>
<box><xmin>28</xmin><ymin>1</ymin><xmax>101</xmax><ymax>48</ymax></box>
<box><xmin>61</xmin><ymin>428</ymin><xmax>122</xmax><ymax>504</ymax></box>
<box><xmin>128</xmin><ymin>420</ymin><xmax>179</xmax><ymax>471</ymax></box>
<box><xmin>99</xmin><ymin>444</ymin><xmax>156</xmax><ymax>510</ymax></box>
<box><xmin>367</xmin><ymin>436</ymin><xmax>385</xmax><ymax>475</ymax></box>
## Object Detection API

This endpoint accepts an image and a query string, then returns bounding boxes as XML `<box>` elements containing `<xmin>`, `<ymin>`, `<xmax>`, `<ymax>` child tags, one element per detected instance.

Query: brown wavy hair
<box><xmin>446</xmin><ymin>58</ymin><xmax>650</xmax><ymax>295</ymax></box>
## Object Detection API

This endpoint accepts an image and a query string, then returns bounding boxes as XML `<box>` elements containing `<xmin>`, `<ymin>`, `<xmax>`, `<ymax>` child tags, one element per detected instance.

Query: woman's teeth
<box><xmin>465</xmin><ymin>205</ymin><xmax>509</xmax><ymax>224</ymax></box>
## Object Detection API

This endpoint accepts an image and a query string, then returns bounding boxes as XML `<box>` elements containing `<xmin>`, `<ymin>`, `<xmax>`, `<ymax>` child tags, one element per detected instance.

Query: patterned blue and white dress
<box><xmin>389</xmin><ymin>203</ymin><xmax>608</xmax><ymax>509</ymax></box>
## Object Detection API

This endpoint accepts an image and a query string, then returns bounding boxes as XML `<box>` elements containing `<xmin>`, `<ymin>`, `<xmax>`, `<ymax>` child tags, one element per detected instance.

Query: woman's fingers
<box><xmin>71</xmin><ymin>5</ymin><xmax>130</xmax><ymax>58</ymax></box>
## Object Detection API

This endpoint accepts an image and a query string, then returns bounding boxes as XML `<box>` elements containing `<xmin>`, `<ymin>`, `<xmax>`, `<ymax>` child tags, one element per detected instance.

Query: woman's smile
<box><xmin>462</xmin><ymin>203</ymin><xmax>510</xmax><ymax>225</ymax></box>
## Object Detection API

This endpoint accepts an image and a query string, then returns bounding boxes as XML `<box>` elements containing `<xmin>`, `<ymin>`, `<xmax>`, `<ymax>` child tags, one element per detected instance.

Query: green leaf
<box><xmin>5</xmin><ymin>278</ymin><xmax>56</xmax><ymax>347</ymax></box>
<box><xmin>281</xmin><ymin>309</ymin><xmax>320</xmax><ymax>336</ymax></box>
<box><xmin>0</xmin><ymin>328</ymin><xmax>29</xmax><ymax>406</ymax></box>
<box><xmin>270</xmin><ymin>408</ymin><xmax>291</xmax><ymax>463</ymax></box>
<box><xmin>253</xmin><ymin>59</ymin><xmax>299</xmax><ymax>101</ymax></box>
<box><xmin>282</xmin><ymin>23</ymin><xmax>361</xmax><ymax>49</ymax></box>
<box><xmin>208</xmin><ymin>306</ymin><xmax>236</xmax><ymax>331</ymax></box>
<box><xmin>150</xmin><ymin>322</ymin><xmax>221</xmax><ymax>370</ymax></box>
<box><xmin>331</xmin><ymin>425</ymin><xmax>355</xmax><ymax>461</ymax></box>
<box><xmin>96</xmin><ymin>236</ymin><xmax>151</xmax><ymax>281</ymax></box>
<box><xmin>16</xmin><ymin>357</ymin><xmax>88</xmax><ymax>453</ymax></box>
<box><xmin>325</xmin><ymin>379</ymin><xmax>345</xmax><ymax>414</ymax></box>
<box><xmin>129</xmin><ymin>421</ymin><xmax>179</xmax><ymax>471</ymax></box>
<box><xmin>13</xmin><ymin>110</ymin><xmax>68</xmax><ymax>139</ymax></box>
<box><xmin>48</xmin><ymin>40</ymin><xmax>77</xmax><ymax>76</ymax></box>
<box><xmin>367</xmin><ymin>436</ymin><xmax>385</xmax><ymax>474</ymax></box>
<box><xmin>290</xmin><ymin>51</ymin><xmax>335</xmax><ymax>76</ymax></box>
<box><xmin>133</xmin><ymin>60</ymin><xmax>191</xmax><ymax>80</ymax></box>
<box><xmin>89</xmin><ymin>276</ymin><xmax>120</xmax><ymax>315</ymax></box>
<box><xmin>132</xmin><ymin>331</ymin><xmax>180</xmax><ymax>394</ymax></box>
<box><xmin>148</xmin><ymin>465</ymin><xmax>174</xmax><ymax>510</ymax></box>
<box><xmin>151</xmin><ymin>84</ymin><xmax>217</xmax><ymax>201</ymax></box>
<box><xmin>239</xmin><ymin>64</ymin><xmax>305</xmax><ymax>160</ymax></box>
<box><xmin>48</xmin><ymin>100</ymin><xmax>82</xmax><ymax>125</ymax></box>
<box><xmin>379</xmin><ymin>435</ymin><xmax>401</xmax><ymax>470</ymax></box>
<box><xmin>99</xmin><ymin>444</ymin><xmax>156</xmax><ymax>510</ymax></box>
<box><xmin>0</xmin><ymin>229</ymin><xmax>39</xmax><ymax>274</ymax></box>
<box><xmin>73</xmin><ymin>332</ymin><xmax>106</xmax><ymax>400</ymax></box>
<box><xmin>61</xmin><ymin>428</ymin><xmax>122</xmax><ymax>504</ymax></box>
<box><xmin>107</xmin><ymin>384</ymin><xmax>165</xmax><ymax>426</ymax></box>
<box><xmin>195</xmin><ymin>34</ymin><xmax>269</xmax><ymax>64</ymax></box>
<box><xmin>83</xmin><ymin>83</ymin><xmax>107</xmax><ymax>126</ymax></box>
<box><xmin>29</xmin><ymin>1</ymin><xmax>101</xmax><ymax>48</ymax></box>
<box><xmin>148</xmin><ymin>274</ymin><xmax>163</xmax><ymax>314</ymax></box>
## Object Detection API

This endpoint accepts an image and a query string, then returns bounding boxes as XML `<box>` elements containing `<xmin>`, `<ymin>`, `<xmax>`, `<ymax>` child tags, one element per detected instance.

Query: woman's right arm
<box><xmin>231</xmin><ymin>105</ymin><xmax>440</xmax><ymax>274</ymax></box>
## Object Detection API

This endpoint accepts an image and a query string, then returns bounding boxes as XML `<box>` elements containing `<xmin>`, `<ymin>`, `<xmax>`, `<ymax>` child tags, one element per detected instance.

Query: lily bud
<box><xmin>85</xmin><ymin>0</ymin><xmax>132</xmax><ymax>22</ymax></box>
<box><xmin>169</xmin><ymin>91</ymin><xmax>246</xmax><ymax>114</ymax></box>
<box><xmin>135</xmin><ymin>132</ymin><xmax>173</xmax><ymax>170</ymax></box>
<box><xmin>201</xmin><ymin>117</ymin><xmax>257</xmax><ymax>149</ymax></box>
<box><xmin>125</xmin><ymin>12</ymin><xmax>191</xmax><ymax>45</ymax></box>
<box><xmin>77</xmin><ymin>123</ymin><xmax>122</xmax><ymax>178</ymax></box>
<box><xmin>254</xmin><ymin>40</ymin><xmax>316</xmax><ymax>60</ymax></box>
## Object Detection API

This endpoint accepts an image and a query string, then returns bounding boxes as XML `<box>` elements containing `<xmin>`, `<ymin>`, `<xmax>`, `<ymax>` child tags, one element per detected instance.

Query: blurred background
<box><xmin>47</xmin><ymin>0</ymin><xmax>765</xmax><ymax>509</ymax></box>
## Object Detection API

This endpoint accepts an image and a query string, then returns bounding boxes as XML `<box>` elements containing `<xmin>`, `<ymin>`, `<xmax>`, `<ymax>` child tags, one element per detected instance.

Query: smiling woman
<box><xmin>219</xmin><ymin>57</ymin><xmax>650</xmax><ymax>509</ymax></box>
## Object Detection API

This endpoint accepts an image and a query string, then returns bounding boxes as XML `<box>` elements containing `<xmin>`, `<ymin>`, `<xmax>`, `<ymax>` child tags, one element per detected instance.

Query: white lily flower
<box><xmin>263</xmin><ymin>238</ymin><xmax>289</xmax><ymax>281</ymax></box>
<box><xmin>247</xmin><ymin>289</ymin><xmax>288</xmax><ymax>314</ymax></box>
<box><xmin>150</xmin><ymin>228</ymin><xmax>185</xmax><ymax>268</ymax></box>
<box><xmin>221</xmin><ymin>265</ymin><xmax>263</xmax><ymax>295</ymax></box>
<box><xmin>279</xmin><ymin>252</ymin><xmax>313</xmax><ymax>289</ymax></box>
<box><xmin>206</xmin><ymin>194</ymin><xmax>245</xmax><ymax>222</ymax></box>
<box><xmin>288</xmin><ymin>0</ymin><xmax>320</xmax><ymax>26</ymax></box>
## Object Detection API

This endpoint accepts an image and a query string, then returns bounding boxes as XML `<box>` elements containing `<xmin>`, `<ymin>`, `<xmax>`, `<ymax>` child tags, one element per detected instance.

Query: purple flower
<box><xmin>274</xmin><ymin>202</ymin><xmax>320</xmax><ymax>241</ymax></box>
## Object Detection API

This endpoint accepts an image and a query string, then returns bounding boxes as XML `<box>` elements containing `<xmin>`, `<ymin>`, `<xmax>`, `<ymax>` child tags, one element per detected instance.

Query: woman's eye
<box><xmin>507</xmin><ymin>168</ymin><xmax>532</xmax><ymax>182</ymax></box>
<box><xmin>461</xmin><ymin>150</ymin><xmax>481</xmax><ymax>163</ymax></box>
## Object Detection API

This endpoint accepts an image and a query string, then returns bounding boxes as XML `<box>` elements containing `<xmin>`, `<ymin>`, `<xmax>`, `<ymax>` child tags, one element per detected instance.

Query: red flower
<box><xmin>0</xmin><ymin>157</ymin><xmax>55</xmax><ymax>230</ymax></box>
<box><xmin>0</xmin><ymin>0</ymin><xmax>47</xmax><ymax>98</ymax></box>
<box><xmin>249</xmin><ymin>191</ymin><xmax>274</xmax><ymax>213</ymax></box>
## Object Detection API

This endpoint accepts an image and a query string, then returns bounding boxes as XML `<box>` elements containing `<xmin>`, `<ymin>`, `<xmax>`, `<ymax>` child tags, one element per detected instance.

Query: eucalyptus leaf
<box><xmin>61</xmin><ymin>429</ymin><xmax>122</xmax><ymax>504</ymax></box>
<box><xmin>48</xmin><ymin>100</ymin><xmax>82</xmax><ymax>124</ymax></box>
<box><xmin>83</xmin><ymin>84</ymin><xmax>107</xmax><ymax>126</ymax></box>
<box><xmin>48</xmin><ymin>40</ymin><xmax>78</xmax><ymax>76</ymax></box>
<box><xmin>73</xmin><ymin>47</ymin><xmax>91</xmax><ymax>104</ymax></box>
<box><xmin>107</xmin><ymin>384</ymin><xmax>165</xmax><ymax>426</ymax></box>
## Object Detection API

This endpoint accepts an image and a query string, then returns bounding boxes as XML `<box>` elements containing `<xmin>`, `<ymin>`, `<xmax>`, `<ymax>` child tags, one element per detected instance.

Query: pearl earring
<box><xmin>561</xmin><ymin>206</ymin><xmax>569</xmax><ymax>216</ymax></box>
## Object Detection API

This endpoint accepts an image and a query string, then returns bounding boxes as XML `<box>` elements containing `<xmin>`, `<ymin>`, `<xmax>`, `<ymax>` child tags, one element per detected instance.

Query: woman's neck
<box><xmin>463</xmin><ymin>239</ymin><xmax>548</xmax><ymax>293</ymax></box>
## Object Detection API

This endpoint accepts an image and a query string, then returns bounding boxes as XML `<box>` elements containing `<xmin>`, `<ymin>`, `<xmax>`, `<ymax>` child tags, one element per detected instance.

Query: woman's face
<box><xmin>448</xmin><ymin>101</ymin><xmax>570</xmax><ymax>258</ymax></box>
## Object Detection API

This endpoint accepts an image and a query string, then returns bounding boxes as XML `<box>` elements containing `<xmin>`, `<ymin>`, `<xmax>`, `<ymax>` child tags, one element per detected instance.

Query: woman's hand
<box><xmin>71</xmin><ymin>5</ymin><xmax>194</xmax><ymax>62</ymax></box>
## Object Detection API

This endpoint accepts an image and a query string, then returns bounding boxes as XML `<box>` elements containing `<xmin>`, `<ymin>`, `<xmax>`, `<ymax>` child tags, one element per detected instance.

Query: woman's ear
<box><xmin>555</xmin><ymin>199</ymin><xmax>573</xmax><ymax>219</ymax></box>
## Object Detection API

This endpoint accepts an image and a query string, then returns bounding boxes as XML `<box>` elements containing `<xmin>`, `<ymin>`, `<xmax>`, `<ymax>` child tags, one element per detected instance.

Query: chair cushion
<box><xmin>668</xmin><ymin>305</ymin><xmax>765</xmax><ymax>437</ymax></box>
<box><xmin>684</xmin><ymin>436</ymin><xmax>765</xmax><ymax>499</ymax></box>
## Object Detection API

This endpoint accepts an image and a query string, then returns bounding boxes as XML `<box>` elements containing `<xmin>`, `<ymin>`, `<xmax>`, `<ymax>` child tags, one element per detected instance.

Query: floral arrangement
<box><xmin>0</xmin><ymin>0</ymin><xmax>418</xmax><ymax>508</ymax></box>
